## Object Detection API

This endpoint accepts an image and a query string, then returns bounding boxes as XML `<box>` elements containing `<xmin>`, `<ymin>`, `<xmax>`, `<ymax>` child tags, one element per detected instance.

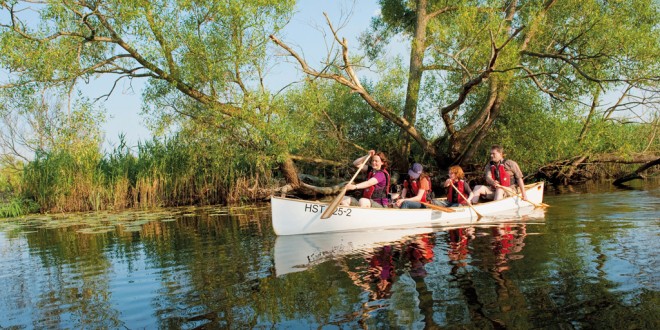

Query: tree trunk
<box><xmin>397</xmin><ymin>0</ymin><xmax>429</xmax><ymax>170</ymax></box>
<box><xmin>457</xmin><ymin>89</ymin><xmax>506</xmax><ymax>165</ymax></box>
<box><xmin>578</xmin><ymin>86</ymin><xmax>600</xmax><ymax>143</ymax></box>
<box><xmin>280</xmin><ymin>157</ymin><xmax>300</xmax><ymax>190</ymax></box>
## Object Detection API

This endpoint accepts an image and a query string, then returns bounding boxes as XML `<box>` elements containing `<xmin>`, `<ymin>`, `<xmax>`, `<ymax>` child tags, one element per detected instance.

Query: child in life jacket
<box><xmin>438</xmin><ymin>165</ymin><xmax>473</xmax><ymax>207</ymax></box>
<box><xmin>395</xmin><ymin>163</ymin><xmax>433</xmax><ymax>209</ymax></box>
<box><xmin>341</xmin><ymin>150</ymin><xmax>391</xmax><ymax>208</ymax></box>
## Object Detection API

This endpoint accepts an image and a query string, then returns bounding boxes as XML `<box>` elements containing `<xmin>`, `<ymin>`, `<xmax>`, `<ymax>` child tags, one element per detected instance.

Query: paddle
<box><xmin>449</xmin><ymin>182</ymin><xmax>483</xmax><ymax>219</ymax></box>
<box><xmin>421</xmin><ymin>202</ymin><xmax>456</xmax><ymax>213</ymax></box>
<box><xmin>320</xmin><ymin>154</ymin><xmax>372</xmax><ymax>219</ymax></box>
<box><xmin>499</xmin><ymin>185</ymin><xmax>549</xmax><ymax>208</ymax></box>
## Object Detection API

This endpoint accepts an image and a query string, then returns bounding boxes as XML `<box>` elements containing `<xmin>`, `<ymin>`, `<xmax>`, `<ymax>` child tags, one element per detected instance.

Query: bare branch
<box><xmin>440</xmin><ymin>27</ymin><xmax>524</xmax><ymax>117</ymax></box>
<box><xmin>603</xmin><ymin>84</ymin><xmax>634</xmax><ymax>120</ymax></box>
<box><xmin>518</xmin><ymin>66</ymin><xmax>564</xmax><ymax>101</ymax></box>
<box><xmin>521</xmin><ymin>51</ymin><xmax>660</xmax><ymax>87</ymax></box>
<box><xmin>427</xmin><ymin>6</ymin><xmax>457</xmax><ymax>19</ymax></box>
<box><xmin>270</xmin><ymin>18</ymin><xmax>435</xmax><ymax>156</ymax></box>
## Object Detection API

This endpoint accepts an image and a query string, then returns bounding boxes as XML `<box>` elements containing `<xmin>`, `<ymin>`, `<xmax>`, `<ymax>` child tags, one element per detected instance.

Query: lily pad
<box><xmin>76</xmin><ymin>227</ymin><xmax>114</xmax><ymax>234</ymax></box>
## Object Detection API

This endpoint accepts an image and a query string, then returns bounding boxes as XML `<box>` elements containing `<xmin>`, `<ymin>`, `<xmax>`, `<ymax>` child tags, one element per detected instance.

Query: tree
<box><xmin>272</xmin><ymin>0</ymin><xmax>660</xmax><ymax>168</ymax></box>
<box><xmin>0</xmin><ymin>0</ymin><xmax>326</xmax><ymax>191</ymax></box>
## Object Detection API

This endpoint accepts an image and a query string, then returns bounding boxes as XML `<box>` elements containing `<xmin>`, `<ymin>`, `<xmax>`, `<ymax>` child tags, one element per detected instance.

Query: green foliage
<box><xmin>0</xmin><ymin>157</ymin><xmax>22</xmax><ymax>197</ymax></box>
<box><xmin>484</xmin><ymin>81</ymin><xmax>658</xmax><ymax>173</ymax></box>
<box><xmin>19</xmin><ymin>127</ymin><xmax>284</xmax><ymax>212</ymax></box>
<box><xmin>278</xmin><ymin>57</ymin><xmax>409</xmax><ymax>165</ymax></box>
<box><xmin>0</xmin><ymin>197</ymin><xmax>39</xmax><ymax>218</ymax></box>
<box><xmin>359</xmin><ymin>0</ymin><xmax>659</xmax><ymax>166</ymax></box>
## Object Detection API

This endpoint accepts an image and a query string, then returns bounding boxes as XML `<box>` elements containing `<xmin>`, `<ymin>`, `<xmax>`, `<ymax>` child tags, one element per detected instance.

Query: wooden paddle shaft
<box><xmin>321</xmin><ymin>153</ymin><xmax>372</xmax><ymax>219</ymax></box>
<box><xmin>499</xmin><ymin>185</ymin><xmax>547</xmax><ymax>207</ymax></box>
<box><xmin>450</xmin><ymin>182</ymin><xmax>482</xmax><ymax>219</ymax></box>
<box><xmin>421</xmin><ymin>202</ymin><xmax>456</xmax><ymax>213</ymax></box>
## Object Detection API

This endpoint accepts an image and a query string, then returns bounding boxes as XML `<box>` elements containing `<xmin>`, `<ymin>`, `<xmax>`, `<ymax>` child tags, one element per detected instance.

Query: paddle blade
<box><xmin>536</xmin><ymin>202</ymin><xmax>550</xmax><ymax>208</ymax></box>
<box><xmin>321</xmin><ymin>187</ymin><xmax>348</xmax><ymax>219</ymax></box>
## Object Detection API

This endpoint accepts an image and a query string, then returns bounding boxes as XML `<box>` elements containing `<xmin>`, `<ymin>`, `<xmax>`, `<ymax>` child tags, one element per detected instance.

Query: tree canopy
<box><xmin>274</xmin><ymin>0</ymin><xmax>659</xmax><ymax>167</ymax></box>
<box><xmin>0</xmin><ymin>0</ymin><xmax>658</xmax><ymax>210</ymax></box>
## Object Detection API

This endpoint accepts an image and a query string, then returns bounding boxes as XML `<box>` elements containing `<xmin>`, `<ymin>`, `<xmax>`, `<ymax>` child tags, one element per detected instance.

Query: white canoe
<box><xmin>271</xmin><ymin>182</ymin><xmax>545</xmax><ymax>235</ymax></box>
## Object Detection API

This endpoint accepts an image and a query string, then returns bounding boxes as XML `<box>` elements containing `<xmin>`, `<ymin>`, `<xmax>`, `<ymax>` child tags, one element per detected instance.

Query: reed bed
<box><xmin>17</xmin><ymin>135</ymin><xmax>275</xmax><ymax>214</ymax></box>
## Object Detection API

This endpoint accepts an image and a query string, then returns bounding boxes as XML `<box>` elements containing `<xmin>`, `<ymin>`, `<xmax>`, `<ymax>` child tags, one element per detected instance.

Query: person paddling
<box><xmin>341</xmin><ymin>150</ymin><xmax>391</xmax><ymax>208</ymax></box>
<box><xmin>471</xmin><ymin>145</ymin><xmax>527</xmax><ymax>203</ymax></box>
<box><xmin>439</xmin><ymin>165</ymin><xmax>474</xmax><ymax>207</ymax></box>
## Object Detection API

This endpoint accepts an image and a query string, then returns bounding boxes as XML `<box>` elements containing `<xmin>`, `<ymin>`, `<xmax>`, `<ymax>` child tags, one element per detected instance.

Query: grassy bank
<box><xmin>14</xmin><ymin>135</ymin><xmax>276</xmax><ymax>215</ymax></box>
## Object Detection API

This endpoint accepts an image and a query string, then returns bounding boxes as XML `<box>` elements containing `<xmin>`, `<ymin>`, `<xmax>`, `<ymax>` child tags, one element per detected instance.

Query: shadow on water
<box><xmin>0</xmin><ymin>180</ymin><xmax>658</xmax><ymax>328</ymax></box>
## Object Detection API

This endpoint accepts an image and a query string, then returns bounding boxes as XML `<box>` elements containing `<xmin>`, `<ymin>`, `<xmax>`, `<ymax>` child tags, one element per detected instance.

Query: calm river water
<box><xmin>1</xmin><ymin>181</ymin><xmax>658</xmax><ymax>329</ymax></box>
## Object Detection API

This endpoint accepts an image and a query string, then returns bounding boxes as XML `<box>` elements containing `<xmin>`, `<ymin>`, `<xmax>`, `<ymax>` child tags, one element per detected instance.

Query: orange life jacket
<box><xmin>403</xmin><ymin>177</ymin><xmax>430</xmax><ymax>203</ymax></box>
<box><xmin>490</xmin><ymin>161</ymin><xmax>511</xmax><ymax>187</ymax></box>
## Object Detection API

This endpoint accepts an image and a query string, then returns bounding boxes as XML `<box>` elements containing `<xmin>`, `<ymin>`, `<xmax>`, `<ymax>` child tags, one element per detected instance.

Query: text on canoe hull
<box><xmin>304</xmin><ymin>204</ymin><xmax>352</xmax><ymax>217</ymax></box>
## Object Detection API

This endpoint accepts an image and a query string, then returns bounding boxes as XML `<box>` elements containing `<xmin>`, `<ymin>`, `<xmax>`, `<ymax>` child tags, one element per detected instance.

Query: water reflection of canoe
<box><xmin>272</xmin><ymin>182</ymin><xmax>545</xmax><ymax>235</ymax></box>
<box><xmin>273</xmin><ymin>227</ymin><xmax>435</xmax><ymax>276</ymax></box>
<box><xmin>273</xmin><ymin>211</ymin><xmax>546</xmax><ymax>277</ymax></box>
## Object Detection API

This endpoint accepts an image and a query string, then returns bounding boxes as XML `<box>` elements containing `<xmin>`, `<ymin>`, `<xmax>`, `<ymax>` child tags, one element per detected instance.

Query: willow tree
<box><xmin>272</xmin><ymin>0</ymin><xmax>660</xmax><ymax>168</ymax></box>
<box><xmin>0</xmin><ymin>0</ymin><xmax>315</xmax><ymax>190</ymax></box>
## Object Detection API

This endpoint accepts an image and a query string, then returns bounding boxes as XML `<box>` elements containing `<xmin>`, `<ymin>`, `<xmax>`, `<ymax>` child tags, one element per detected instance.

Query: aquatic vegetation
<box><xmin>0</xmin><ymin>198</ymin><xmax>40</xmax><ymax>218</ymax></box>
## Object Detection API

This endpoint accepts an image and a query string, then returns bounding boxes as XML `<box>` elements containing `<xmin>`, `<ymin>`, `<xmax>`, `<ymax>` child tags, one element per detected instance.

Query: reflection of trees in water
<box><xmin>6</xmin><ymin>206</ymin><xmax>279</xmax><ymax>329</ymax></box>
<box><xmin>5</xmin><ymin>201</ymin><xmax>657</xmax><ymax>329</ymax></box>
<box><xmin>137</xmin><ymin>208</ymin><xmax>278</xmax><ymax>328</ymax></box>
<box><xmin>13</xmin><ymin>226</ymin><xmax>122</xmax><ymax>328</ymax></box>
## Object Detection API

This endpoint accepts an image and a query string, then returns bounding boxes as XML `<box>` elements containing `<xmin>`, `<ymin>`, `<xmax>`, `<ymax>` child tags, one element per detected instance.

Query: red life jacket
<box><xmin>362</xmin><ymin>168</ymin><xmax>390</xmax><ymax>200</ymax></box>
<box><xmin>447</xmin><ymin>180</ymin><xmax>467</xmax><ymax>205</ymax></box>
<box><xmin>403</xmin><ymin>177</ymin><xmax>430</xmax><ymax>203</ymax></box>
<box><xmin>490</xmin><ymin>161</ymin><xmax>511</xmax><ymax>187</ymax></box>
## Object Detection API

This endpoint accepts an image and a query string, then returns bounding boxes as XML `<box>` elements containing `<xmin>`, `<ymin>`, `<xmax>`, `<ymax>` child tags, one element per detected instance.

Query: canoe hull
<box><xmin>272</xmin><ymin>182</ymin><xmax>545</xmax><ymax>235</ymax></box>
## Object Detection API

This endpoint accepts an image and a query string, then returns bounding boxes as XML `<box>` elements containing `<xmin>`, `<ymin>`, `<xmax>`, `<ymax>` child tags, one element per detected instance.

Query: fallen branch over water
<box><xmin>612</xmin><ymin>157</ymin><xmax>660</xmax><ymax>185</ymax></box>
<box><xmin>532</xmin><ymin>152</ymin><xmax>660</xmax><ymax>185</ymax></box>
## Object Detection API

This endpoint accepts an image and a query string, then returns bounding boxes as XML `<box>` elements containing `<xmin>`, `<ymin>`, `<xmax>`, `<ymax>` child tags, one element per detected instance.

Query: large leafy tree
<box><xmin>272</xmin><ymin>0</ymin><xmax>660</xmax><ymax>168</ymax></box>
<box><xmin>0</xmin><ymin>0</ymin><xmax>310</xmax><ymax>185</ymax></box>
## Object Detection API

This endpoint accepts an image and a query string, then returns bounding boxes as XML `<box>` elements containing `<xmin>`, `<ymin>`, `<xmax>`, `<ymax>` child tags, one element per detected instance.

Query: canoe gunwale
<box><xmin>271</xmin><ymin>182</ymin><xmax>545</xmax><ymax>235</ymax></box>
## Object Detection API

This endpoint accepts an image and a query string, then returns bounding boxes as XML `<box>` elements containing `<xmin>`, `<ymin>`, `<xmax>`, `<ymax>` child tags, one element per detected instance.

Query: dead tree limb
<box><xmin>613</xmin><ymin>157</ymin><xmax>660</xmax><ymax>185</ymax></box>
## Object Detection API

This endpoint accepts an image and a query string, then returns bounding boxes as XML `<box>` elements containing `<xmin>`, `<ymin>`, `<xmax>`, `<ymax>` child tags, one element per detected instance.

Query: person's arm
<box><xmin>517</xmin><ymin>178</ymin><xmax>527</xmax><ymax>200</ymax></box>
<box><xmin>400</xmin><ymin>188</ymin><xmax>408</xmax><ymax>200</ymax></box>
<box><xmin>405</xmin><ymin>187</ymin><xmax>426</xmax><ymax>202</ymax></box>
<box><xmin>396</xmin><ymin>188</ymin><xmax>426</xmax><ymax>206</ymax></box>
<box><xmin>508</xmin><ymin>160</ymin><xmax>527</xmax><ymax>200</ymax></box>
<box><xmin>347</xmin><ymin>177</ymin><xmax>379</xmax><ymax>191</ymax></box>
<box><xmin>485</xmin><ymin>165</ymin><xmax>497</xmax><ymax>186</ymax></box>
<box><xmin>464</xmin><ymin>183</ymin><xmax>474</xmax><ymax>205</ymax></box>
<box><xmin>352</xmin><ymin>150</ymin><xmax>375</xmax><ymax>171</ymax></box>
<box><xmin>396</xmin><ymin>178</ymin><xmax>427</xmax><ymax>206</ymax></box>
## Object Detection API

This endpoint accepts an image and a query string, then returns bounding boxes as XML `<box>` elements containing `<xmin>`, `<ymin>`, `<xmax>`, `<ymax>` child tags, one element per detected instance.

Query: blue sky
<box><xmin>97</xmin><ymin>0</ymin><xmax>384</xmax><ymax>151</ymax></box>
